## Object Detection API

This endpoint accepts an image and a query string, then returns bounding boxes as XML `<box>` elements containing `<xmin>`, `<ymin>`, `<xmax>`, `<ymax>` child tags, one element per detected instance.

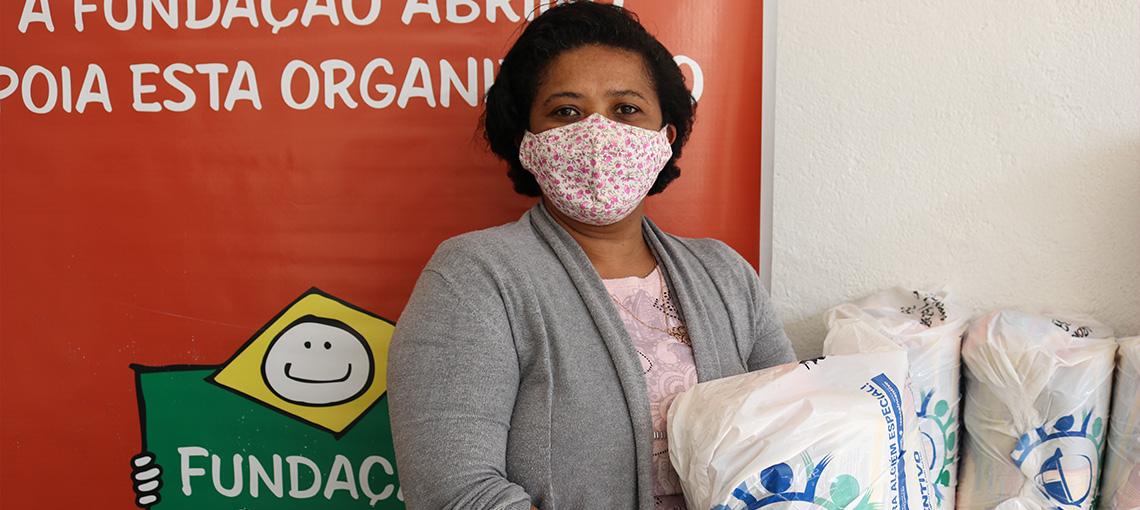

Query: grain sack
<box><xmin>668</xmin><ymin>351</ymin><xmax>935</xmax><ymax>510</ymax></box>
<box><xmin>823</xmin><ymin>288</ymin><xmax>969</xmax><ymax>509</ymax></box>
<box><xmin>1100</xmin><ymin>336</ymin><xmax>1140</xmax><ymax>509</ymax></box>
<box><xmin>957</xmin><ymin>310</ymin><xmax>1116</xmax><ymax>510</ymax></box>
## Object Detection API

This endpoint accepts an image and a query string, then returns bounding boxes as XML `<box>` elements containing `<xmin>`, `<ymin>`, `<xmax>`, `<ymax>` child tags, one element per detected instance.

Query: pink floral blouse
<box><xmin>603</xmin><ymin>266</ymin><xmax>698</xmax><ymax>510</ymax></box>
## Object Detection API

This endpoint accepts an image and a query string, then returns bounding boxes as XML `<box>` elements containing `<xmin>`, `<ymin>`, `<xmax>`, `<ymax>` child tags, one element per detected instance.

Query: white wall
<box><xmin>771</xmin><ymin>1</ymin><xmax>1140</xmax><ymax>357</ymax></box>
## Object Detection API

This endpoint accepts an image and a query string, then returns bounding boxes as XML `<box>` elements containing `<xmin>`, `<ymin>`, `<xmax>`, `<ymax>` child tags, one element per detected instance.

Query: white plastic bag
<box><xmin>823</xmin><ymin>288</ymin><xmax>969</xmax><ymax>509</ymax></box>
<box><xmin>668</xmin><ymin>351</ymin><xmax>936</xmax><ymax>510</ymax></box>
<box><xmin>1101</xmin><ymin>336</ymin><xmax>1140</xmax><ymax>509</ymax></box>
<box><xmin>957</xmin><ymin>310</ymin><xmax>1117</xmax><ymax>510</ymax></box>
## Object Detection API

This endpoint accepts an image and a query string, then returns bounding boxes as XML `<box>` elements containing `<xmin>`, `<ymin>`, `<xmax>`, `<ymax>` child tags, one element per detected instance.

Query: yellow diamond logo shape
<box><xmin>210</xmin><ymin>288</ymin><xmax>394</xmax><ymax>436</ymax></box>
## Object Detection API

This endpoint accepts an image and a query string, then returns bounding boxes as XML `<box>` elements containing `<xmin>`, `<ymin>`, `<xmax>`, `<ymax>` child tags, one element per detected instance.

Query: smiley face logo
<box><xmin>261</xmin><ymin>316</ymin><xmax>374</xmax><ymax>407</ymax></box>
<box><xmin>211</xmin><ymin>288</ymin><xmax>395</xmax><ymax>435</ymax></box>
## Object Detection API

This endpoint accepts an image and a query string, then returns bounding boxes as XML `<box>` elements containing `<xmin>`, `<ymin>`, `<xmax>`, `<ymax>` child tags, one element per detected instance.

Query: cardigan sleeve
<box><xmin>387</xmin><ymin>267</ymin><xmax>533</xmax><ymax>510</ymax></box>
<box><xmin>703</xmin><ymin>238</ymin><xmax>797</xmax><ymax>370</ymax></box>
<box><xmin>747</xmin><ymin>276</ymin><xmax>798</xmax><ymax>370</ymax></box>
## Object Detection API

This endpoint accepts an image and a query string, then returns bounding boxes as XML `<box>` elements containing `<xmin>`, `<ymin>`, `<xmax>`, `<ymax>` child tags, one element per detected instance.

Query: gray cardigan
<box><xmin>387</xmin><ymin>203</ymin><xmax>796</xmax><ymax>510</ymax></box>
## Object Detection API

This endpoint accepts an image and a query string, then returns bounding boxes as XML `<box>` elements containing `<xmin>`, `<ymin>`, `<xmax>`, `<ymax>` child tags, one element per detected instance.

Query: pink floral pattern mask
<box><xmin>519</xmin><ymin>113</ymin><xmax>673</xmax><ymax>226</ymax></box>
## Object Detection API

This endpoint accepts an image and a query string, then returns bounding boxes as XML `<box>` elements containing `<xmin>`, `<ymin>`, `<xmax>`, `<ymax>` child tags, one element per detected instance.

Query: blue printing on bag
<box><xmin>715</xmin><ymin>372</ymin><xmax>923</xmax><ymax>510</ymax></box>
<box><xmin>1010</xmin><ymin>411</ymin><xmax>1103</xmax><ymax>507</ymax></box>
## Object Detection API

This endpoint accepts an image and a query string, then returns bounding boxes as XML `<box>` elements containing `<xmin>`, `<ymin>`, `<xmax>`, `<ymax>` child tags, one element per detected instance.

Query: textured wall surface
<box><xmin>772</xmin><ymin>1</ymin><xmax>1140</xmax><ymax>357</ymax></box>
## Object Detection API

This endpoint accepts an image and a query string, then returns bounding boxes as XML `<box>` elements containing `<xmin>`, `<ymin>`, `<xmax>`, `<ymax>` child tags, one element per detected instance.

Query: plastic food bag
<box><xmin>1101</xmin><ymin>336</ymin><xmax>1140</xmax><ymax>509</ymax></box>
<box><xmin>822</xmin><ymin>288</ymin><xmax>969</xmax><ymax>509</ymax></box>
<box><xmin>668</xmin><ymin>351</ymin><xmax>936</xmax><ymax>510</ymax></box>
<box><xmin>957</xmin><ymin>310</ymin><xmax>1117</xmax><ymax>510</ymax></box>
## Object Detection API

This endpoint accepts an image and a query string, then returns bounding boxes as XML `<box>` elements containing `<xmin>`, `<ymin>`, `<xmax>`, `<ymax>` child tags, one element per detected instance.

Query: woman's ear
<box><xmin>665</xmin><ymin>124</ymin><xmax>677</xmax><ymax>145</ymax></box>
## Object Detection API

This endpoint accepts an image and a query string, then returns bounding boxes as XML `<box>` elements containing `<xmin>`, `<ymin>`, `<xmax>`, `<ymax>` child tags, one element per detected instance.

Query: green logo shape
<box><xmin>134</xmin><ymin>366</ymin><xmax>404</xmax><ymax>509</ymax></box>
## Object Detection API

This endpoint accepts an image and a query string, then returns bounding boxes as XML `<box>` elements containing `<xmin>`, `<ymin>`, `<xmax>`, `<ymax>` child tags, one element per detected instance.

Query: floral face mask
<box><xmin>519</xmin><ymin>113</ymin><xmax>673</xmax><ymax>226</ymax></box>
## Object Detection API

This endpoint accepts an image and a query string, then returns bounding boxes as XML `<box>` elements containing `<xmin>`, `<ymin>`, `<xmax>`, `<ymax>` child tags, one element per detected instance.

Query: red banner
<box><xmin>0</xmin><ymin>0</ymin><xmax>764</xmax><ymax>507</ymax></box>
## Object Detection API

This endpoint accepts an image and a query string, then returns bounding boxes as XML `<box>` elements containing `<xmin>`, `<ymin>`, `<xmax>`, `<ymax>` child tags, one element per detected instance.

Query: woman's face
<box><xmin>528</xmin><ymin>44</ymin><xmax>675</xmax><ymax>141</ymax></box>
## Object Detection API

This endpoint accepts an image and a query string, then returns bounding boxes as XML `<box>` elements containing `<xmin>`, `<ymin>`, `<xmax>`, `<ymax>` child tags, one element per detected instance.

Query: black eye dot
<box><xmin>323</xmin><ymin>341</ymin><xmax>332</xmax><ymax>350</ymax></box>
<box><xmin>304</xmin><ymin>341</ymin><xmax>311</xmax><ymax>349</ymax></box>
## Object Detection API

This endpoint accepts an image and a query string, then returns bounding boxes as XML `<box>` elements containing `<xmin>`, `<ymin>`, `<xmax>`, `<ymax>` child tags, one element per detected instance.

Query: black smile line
<box><xmin>283</xmin><ymin>363</ymin><xmax>352</xmax><ymax>384</ymax></box>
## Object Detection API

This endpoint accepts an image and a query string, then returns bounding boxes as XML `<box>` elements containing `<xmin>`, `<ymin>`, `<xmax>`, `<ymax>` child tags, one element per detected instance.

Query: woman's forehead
<box><xmin>537</xmin><ymin>45</ymin><xmax>655</xmax><ymax>97</ymax></box>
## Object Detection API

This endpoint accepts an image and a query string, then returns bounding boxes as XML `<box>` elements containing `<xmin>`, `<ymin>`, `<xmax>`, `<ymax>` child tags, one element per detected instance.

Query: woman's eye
<box><xmin>616</xmin><ymin>104</ymin><xmax>641</xmax><ymax>115</ymax></box>
<box><xmin>553</xmin><ymin>107</ymin><xmax>579</xmax><ymax>117</ymax></box>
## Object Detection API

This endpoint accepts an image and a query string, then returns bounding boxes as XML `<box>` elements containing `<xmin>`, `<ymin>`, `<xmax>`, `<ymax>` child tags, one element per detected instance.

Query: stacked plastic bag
<box><xmin>1100</xmin><ymin>336</ymin><xmax>1140</xmax><ymax>509</ymax></box>
<box><xmin>957</xmin><ymin>310</ymin><xmax>1117</xmax><ymax>510</ymax></box>
<box><xmin>822</xmin><ymin>288</ymin><xmax>969</xmax><ymax>510</ymax></box>
<box><xmin>668</xmin><ymin>351</ymin><xmax>936</xmax><ymax>510</ymax></box>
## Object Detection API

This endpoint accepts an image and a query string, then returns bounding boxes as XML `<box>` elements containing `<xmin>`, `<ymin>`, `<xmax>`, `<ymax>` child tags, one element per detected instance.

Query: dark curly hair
<box><xmin>482</xmin><ymin>1</ymin><xmax>696</xmax><ymax>197</ymax></box>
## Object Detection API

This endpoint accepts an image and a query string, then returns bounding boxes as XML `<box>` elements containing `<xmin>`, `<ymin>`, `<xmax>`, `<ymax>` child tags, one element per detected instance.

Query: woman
<box><xmin>387</xmin><ymin>3</ymin><xmax>796</xmax><ymax>509</ymax></box>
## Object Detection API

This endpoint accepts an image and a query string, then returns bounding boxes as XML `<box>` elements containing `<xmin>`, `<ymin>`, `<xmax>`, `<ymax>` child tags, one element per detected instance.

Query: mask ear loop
<box><xmin>660</xmin><ymin>122</ymin><xmax>677</xmax><ymax>145</ymax></box>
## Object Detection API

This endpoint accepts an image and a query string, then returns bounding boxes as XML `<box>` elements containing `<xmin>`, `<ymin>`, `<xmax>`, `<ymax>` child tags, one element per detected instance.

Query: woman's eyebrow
<box><xmin>542</xmin><ymin>91</ymin><xmax>583</xmax><ymax>105</ymax></box>
<box><xmin>607</xmin><ymin>89</ymin><xmax>647</xmax><ymax>101</ymax></box>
